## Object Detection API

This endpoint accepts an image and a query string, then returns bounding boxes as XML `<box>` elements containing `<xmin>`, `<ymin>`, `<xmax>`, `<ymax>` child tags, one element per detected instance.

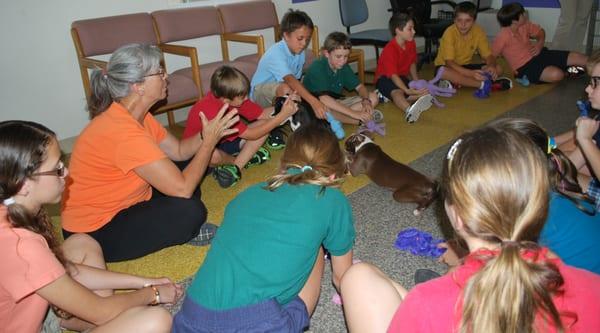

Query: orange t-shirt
<box><xmin>61</xmin><ymin>103</ymin><xmax>168</xmax><ymax>232</ymax></box>
<box><xmin>0</xmin><ymin>206</ymin><xmax>66</xmax><ymax>333</ymax></box>
<box><xmin>491</xmin><ymin>21</ymin><xmax>542</xmax><ymax>72</ymax></box>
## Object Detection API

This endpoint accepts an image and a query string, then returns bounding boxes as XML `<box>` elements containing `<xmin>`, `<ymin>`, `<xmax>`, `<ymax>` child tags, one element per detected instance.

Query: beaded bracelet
<box><xmin>145</xmin><ymin>284</ymin><xmax>160</xmax><ymax>305</ymax></box>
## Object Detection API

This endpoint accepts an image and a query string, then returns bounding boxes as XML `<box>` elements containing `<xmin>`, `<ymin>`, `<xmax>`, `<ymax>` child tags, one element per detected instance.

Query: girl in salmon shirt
<box><xmin>0</xmin><ymin>120</ymin><xmax>181</xmax><ymax>332</ymax></box>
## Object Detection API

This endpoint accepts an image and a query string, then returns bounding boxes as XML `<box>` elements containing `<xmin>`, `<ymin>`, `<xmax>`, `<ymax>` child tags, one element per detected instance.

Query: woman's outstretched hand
<box><xmin>199</xmin><ymin>104</ymin><xmax>240</xmax><ymax>147</ymax></box>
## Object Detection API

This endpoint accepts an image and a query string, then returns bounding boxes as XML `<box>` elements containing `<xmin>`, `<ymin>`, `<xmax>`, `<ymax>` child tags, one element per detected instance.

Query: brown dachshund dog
<box><xmin>345</xmin><ymin>133</ymin><xmax>438</xmax><ymax>215</ymax></box>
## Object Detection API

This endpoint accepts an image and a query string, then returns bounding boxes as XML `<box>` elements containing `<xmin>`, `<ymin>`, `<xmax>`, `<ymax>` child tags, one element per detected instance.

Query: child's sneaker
<box><xmin>516</xmin><ymin>75</ymin><xmax>530</xmax><ymax>87</ymax></box>
<box><xmin>375</xmin><ymin>89</ymin><xmax>390</xmax><ymax>103</ymax></box>
<box><xmin>491</xmin><ymin>77</ymin><xmax>513</xmax><ymax>91</ymax></box>
<box><xmin>473</xmin><ymin>77</ymin><xmax>492</xmax><ymax>98</ymax></box>
<box><xmin>213</xmin><ymin>164</ymin><xmax>241</xmax><ymax>188</ymax></box>
<box><xmin>566</xmin><ymin>65</ymin><xmax>586</xmax><ymax>79</ymax></box>
<box><xmin>372</xmin><ymin>109</ymin><xmax>384</xmax><ymax>122</ymax></box>
<box><xmin>405</xmin><ymin>94</ymin><xmax>434</xmax><ymax>123</ymax></box>
<box><xmin>244</xmin><ymin>146</ymin><xmax>271</xmax><ymax>169</ymax></box>
<box><xmin>437</xmin><ymin>79</ymin><xmax>453</xmax><ymax>90</ymax></box>
<box><xmin>266</xmin><ymin>128</ymin><xmax>286</xmax><ymax>150</ymax></box>
<box><xmin>187</xmin><ymin>223</ymin><xmax>218</xmax><ymax>246</ymax></box>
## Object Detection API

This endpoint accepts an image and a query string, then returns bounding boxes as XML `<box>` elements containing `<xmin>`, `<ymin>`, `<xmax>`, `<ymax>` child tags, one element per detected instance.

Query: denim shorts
<box><xmin>172</xmin><ymin>296</ymin><xmax>310</xmax><ymax>333</ymax></box>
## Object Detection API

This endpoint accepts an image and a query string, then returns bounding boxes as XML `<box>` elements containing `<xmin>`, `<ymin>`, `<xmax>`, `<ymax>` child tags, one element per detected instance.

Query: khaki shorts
<box><xmin>340</xmin><ymin>95</ymin><xmax>363</xmax><ymax>108</ymax></box>
<box><xmin>253</xmin><ymin>82</ymin><xmax>281</xmax><ymax>108</ymax></box>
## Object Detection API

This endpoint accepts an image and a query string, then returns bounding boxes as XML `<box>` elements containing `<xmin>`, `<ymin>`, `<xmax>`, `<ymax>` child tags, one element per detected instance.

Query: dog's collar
<box><xmin>354</xmin><ymin>136</ymin><xmax>374</xmax><ymax>153</ymax></box>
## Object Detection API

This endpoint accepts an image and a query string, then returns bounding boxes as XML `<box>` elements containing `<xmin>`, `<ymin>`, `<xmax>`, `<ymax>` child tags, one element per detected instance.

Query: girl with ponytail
<box><xmin>0</xmin><ymin>120</ymin><xmax>181</xmax><ymax>333</ymax></box>
<box><xmin>340</xmin><ymin>125</ymin><xmax>600</xmax><ymax>332</ymax></box>
<box><xmin>173</xmin><ymin>124</ymin><xmax>355</xmax><ymax>332</ymax></box>
<box><xmin>491</xmin><ymin>118</ymin><xmax>600</xmax><ymax>275</ymax></box>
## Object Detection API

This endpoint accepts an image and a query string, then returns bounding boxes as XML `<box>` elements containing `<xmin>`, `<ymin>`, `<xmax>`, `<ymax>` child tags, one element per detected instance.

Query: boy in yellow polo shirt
<box><xmin>434</xmin><ymin>1</ymin><xmax>511</xmax><ymax>98</ymax></box>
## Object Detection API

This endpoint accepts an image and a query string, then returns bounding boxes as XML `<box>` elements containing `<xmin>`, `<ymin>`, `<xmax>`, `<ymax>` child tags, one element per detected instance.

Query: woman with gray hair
<box><xmin>62</xmin><ymin>43</ymin><xmax>239</xmax><ymax>262</ymax></box>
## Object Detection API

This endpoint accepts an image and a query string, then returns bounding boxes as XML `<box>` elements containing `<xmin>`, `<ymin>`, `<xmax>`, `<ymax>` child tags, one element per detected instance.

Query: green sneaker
<box><xmin>266</xmin><ymin>129</ymin><xmax>286</xmax><ymax>150</ymax></box>
<box><xmin>245</xmin><ymin>147</ymin><xmax>271</xmax><ymax>169</ymax></box>
<box><xmin>212</xmin><ymin>164</ymin><xmax>241</xmax><ymax>188</ymax></box>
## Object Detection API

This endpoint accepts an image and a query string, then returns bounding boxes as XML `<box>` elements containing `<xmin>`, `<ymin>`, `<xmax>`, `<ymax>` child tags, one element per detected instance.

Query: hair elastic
<box><xmin>101</xmin><ymin>68</ymin><xmax>108</xmax><ymax>79</ymax></box>
<box><xmin>301</xmin><ymin>165</ymin><xmax>313</xmax><ymax>172</ymax></box>
<box><xmin>446</xmin><ymin>138</ymin><xmax>463</xmax><ymax>161</ymax></box>
<box><xmin>547</xmin><ymin>136</ymin><xmax>557</xmax><ymax>154</ymax></box>
<box><xmin>3</xmin><ymin>197</ymin><xmax>16</xmax><ymax>206</ymax></box>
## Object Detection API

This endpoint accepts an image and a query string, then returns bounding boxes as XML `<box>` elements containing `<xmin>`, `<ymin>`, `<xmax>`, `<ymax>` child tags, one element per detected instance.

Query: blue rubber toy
<box><xmin>394</xmin><ymin>228</ymin><xmax>446</xmax><ymax>258</ymax></box>
<box><xmin>326</xmin><ymin>112</ymin><xmax>345</xmax><ymax>139</ymax></box>
<box><xmin>516</xmin><ymin>75</ymin><xmax>530</xmax><ymax>87</ymax></box>
<box><xmin>577</xmin><ymin>99</ymin><xmax>591</xmax><ymax>117</ymax></box>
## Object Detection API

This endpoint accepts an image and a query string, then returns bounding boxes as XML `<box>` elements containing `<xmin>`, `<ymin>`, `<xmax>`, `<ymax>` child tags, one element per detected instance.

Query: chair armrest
<box><xmin>158</xmin><ymin>43</ymin><xmax>202</xmax><ymax>96</ymax></box>
<box><xmin>159</xmin><ymin>43</ymin><xmax>197</xmax><ymax>59</ymax></box>
<box><xmin>221</xmin><ymin>32</ymin><xmax>265</xmax><ymax>59</ymax></box>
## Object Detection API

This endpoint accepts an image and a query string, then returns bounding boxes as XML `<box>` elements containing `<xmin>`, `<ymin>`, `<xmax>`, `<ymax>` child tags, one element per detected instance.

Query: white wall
<box><xmin>0</xmin><ymin>0</ymin><xmax>395</xmax><ymax>140</ymax></box>
<box><xmin>0</xmin><ymin>0</ymin><xmax>561</xmax><ymax>140</ymax></box>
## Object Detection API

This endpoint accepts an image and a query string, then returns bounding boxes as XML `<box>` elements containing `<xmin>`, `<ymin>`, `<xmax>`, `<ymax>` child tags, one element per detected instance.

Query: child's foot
<box><xmin>375</xmin><ymin>89</ymin><xmax>390</xmax><ymax>103</ymax></box>
<box><xmin>266</xmin><ymin>128</ymin><xmax>286</xmax><ymax>150</ymax></box>
<box><xmin>187</xmin><ymin>223</ymin><xmax>218</xmax><ymax>246</ymax></box>
<box><xmin>473</xmin><ymin>77</ymin><xmax>492</xmax><ymax>98</ymax></box>
<box><xmin>405</xmin><ymin>94</ymin><xmax>434</xmax><ymax>123</ymax></box>
<box><xmin>244</xmin><ymin>147</ymin><xmax>271</xmax><ymax>169</ymax></box>
<box><xmin>566</xmin><ymin>65</ymin><xmax>586</xmax><ymax>79</ymax></box>
<box><xmin>213</xmin><ymin>164</ymin><xmax>241</xmax><ymax>188</ymax></box>
<box><xmin>515</xmin><ymin>75</ymin><xmax>530</xmax><ymax>87</ymax></box>
<box><xmin>492</xmin><ymin>77</ymin><xmax>513</xmax><ymax>91</ymax></box>
<box><xmin>437</xmin><ymin>79</ymin><xmax>453</xmax><ymax>90</ymax></box>
<box><xmin>371</xmin><ymin>109</ymin><xmax>384</xmax><ymax>122</ymax></box>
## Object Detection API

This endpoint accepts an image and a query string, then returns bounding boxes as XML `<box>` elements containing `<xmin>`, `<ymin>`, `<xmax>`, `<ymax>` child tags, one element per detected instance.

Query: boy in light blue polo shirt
<box><xmin>251</xmin><ymin>9</ymin><xmax>327</xmax><ymax>149</ymax></box>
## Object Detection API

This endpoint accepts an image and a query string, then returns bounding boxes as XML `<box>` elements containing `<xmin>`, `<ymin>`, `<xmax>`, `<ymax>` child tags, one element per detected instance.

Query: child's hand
<box><xmin>576</xmin><ymin>116</ymin><xmax>600</xmax><ymax>142</ymax></box>
<box><xmin>406</xmin><ymin>88</ymin><xmax>428</xmax><ymax>96</ymax></box>
<box><xmin>154</xmin><ymin>282</ymin><xmax>183</xmax><ymax>305</ymax></box>
<box><xmin>200</xmin><ymin>104</ymin><xmax>239</xmax><ymax>147</ymax></box>
<box><xmin>281</xmin><ymin>95</ymin><xmax>299</xmax><ymax>117</ymax></box>
<box><xmin>354</xmin><ymin>110</ymin><xmax>372</xmax><ymax>123</ymax></box>
<box><xmin>529</xmin><ymin>43</ymin><xmax>542</xmax><ymax>56</ymax></box>
<box><xmin>361</xmin><ymin>98</ymin><xmax>374</xmax><ymax>114</ymax></box>
<box><xmin>311</xmin><ymin>100</ymin><xmax>328</xmax><ymax>119</ymax></box>
<box><xmin>482</xmin><ymin>66</ymin><xmax>499</xmax><ymax>80</ymax></box>
<box><xmin>472</xmin><ymin>69</ymin><xmax>487</xmax><ymax>81</ymax></box>
<box><xmin>437</xmin><ymin>242</ymin><xmax>461</xmax><ymax>267</ymax></box>
<box><xmin>142</xmin><ymin>277</ymin><xmax>172</xmax><ymax>288</ymax></box>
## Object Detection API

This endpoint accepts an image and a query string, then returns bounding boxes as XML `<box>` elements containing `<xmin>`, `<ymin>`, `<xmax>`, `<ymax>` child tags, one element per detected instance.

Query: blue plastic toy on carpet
<box><xmin>394</xmin><ymin>227</ymin><xmax>446</xmax><ymax>258</ymax></box>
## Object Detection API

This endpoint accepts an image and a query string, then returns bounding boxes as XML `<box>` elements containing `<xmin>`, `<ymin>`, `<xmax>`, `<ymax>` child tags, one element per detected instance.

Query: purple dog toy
<box><xmin>409</xmin><ymin>66</ymin><xmax>456</xmax><ymax>108</ymax></box>
<box><xmin>394</xmin><ymin>227</ymin><xmax>446</xmax><ymax>258</ymax></box>
<box><xmin>358</xmin><ymin>120</ymin><xmax>386</xmax><ymax>136</ymax></box>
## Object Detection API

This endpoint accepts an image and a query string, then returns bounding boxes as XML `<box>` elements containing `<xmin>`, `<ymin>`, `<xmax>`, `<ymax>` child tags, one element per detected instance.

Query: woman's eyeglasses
<box><xmin>144</xmin><ymin>68</ymin><xmax>166</xmax><ymax>79</ymax></box>
<box><xmin>32</xmin><ymin>161</ymin><xmax>66</xmax><ymax>178</ymax></box>
<box><xmin>589</xmin><ymin>76</ymin><xmax>600</xmax><ymax>89</ymax></box>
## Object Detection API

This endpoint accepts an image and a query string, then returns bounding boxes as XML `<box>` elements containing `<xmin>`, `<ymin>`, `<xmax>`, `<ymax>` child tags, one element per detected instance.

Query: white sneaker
<box><xmin>405</xmin><ymin>94</ymin><xmax>433</xmax><ymax>123</ymax></box>
<box><xmin>437</xmin><ymin>79</ymin><xmax>453</xmax><ymax>90</ymax></box>
<box><xmin>371</xmin><ymin>109</ymin><xmax>384</xmax><ymax>122</ymax></box>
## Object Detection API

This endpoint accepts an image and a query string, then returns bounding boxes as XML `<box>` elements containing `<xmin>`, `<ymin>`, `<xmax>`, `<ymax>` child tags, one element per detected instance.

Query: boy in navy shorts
<box><xmin>492</xmin><ymin>2</ymin><xmax>587</xmax><ymax>84</ymax></box>
<box><xmin>375</xmin><ymin>12</ymin><xmax>433</xmax><ymax>123</ymax></box>
<box><xmin>184</xmin><ymin>66</ymin><xmax>297</xmax><ymax>188</ymax></box>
